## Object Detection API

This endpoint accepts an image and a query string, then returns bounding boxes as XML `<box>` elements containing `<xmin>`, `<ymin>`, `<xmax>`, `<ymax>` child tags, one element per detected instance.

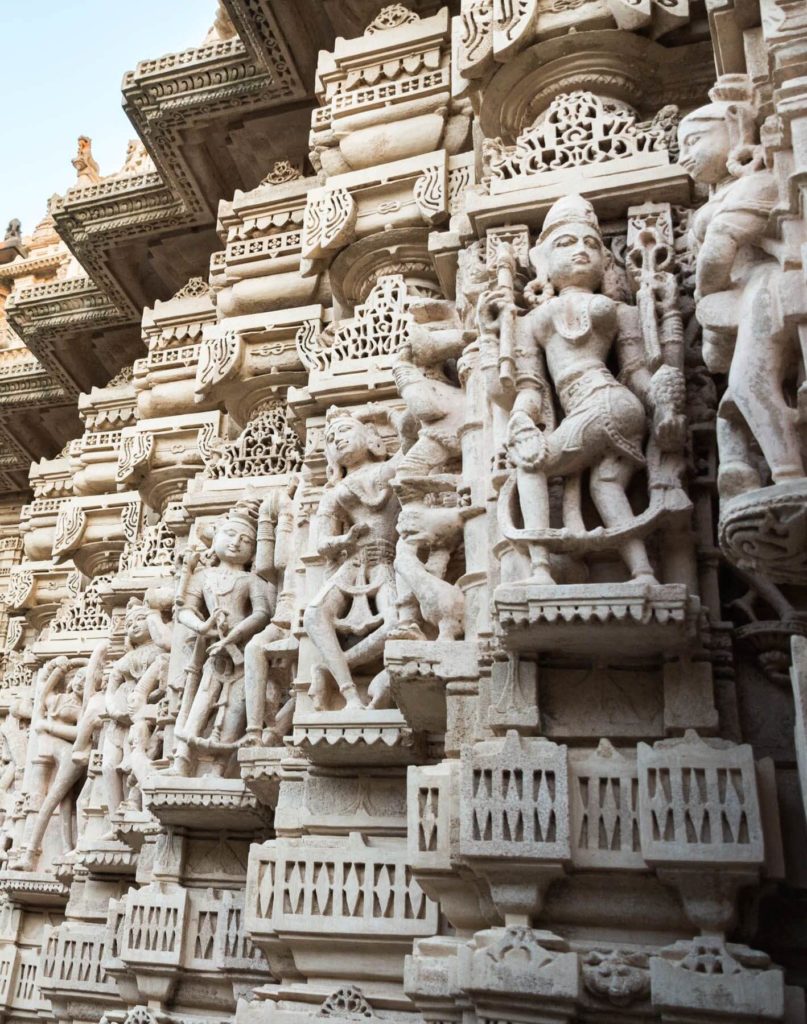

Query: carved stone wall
<box><xmin>0</xmin><ymin>3</ymin><xmax>805</xmax><ymax>1024</ymax></box>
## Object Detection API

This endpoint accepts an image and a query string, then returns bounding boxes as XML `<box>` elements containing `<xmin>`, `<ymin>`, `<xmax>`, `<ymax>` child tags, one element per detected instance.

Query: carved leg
<box><xmin>244</xmin><ymin>624</ymin><xmax>283</xmax><ymax>743</ymax></box>
<box><xmin>730</xmin><ymin>297</ymin><xmax>803</xmax><ymax>483</ymax></box>
<box><xmin>303</xmin><ymin>586</ymin><xmax>361</xmax><ymax>708</ymax></box>
<box><xmin>126</xmin><ymin>721</ymin><xmax>153</xmax><ymax>796</ymax></box>
<box><xmin>515</xmin><ymin>466</ymin><xmax>553</xmax><ymax>583</ymax></box>
<box><xmin>209</xmin><ymin>679</ymin><xmax>245</xmax><ymax>778</ymax></box>
<box><xmin>394</xmin><ymin>541</ymin><xmax>463</xmax><ymax>640</ymax></box>
<box><xmin>394</xmin><ymin>538</ymin><xmax>422</xmax><ymax>636</ymax></box>
<box><xmin>715</xmin><ymin>397</ymin><xmax>761</xmax><ymax>499</ymax></box>
<box><xmin>101</xmin><ymin>725</ymin><xmax>125</xmax><ymax>820</ymax></box>
<box><xmin>366</xmin><ymin>571</ymin><xmax>398</xmax><ymax>710</ymax></box>
<box><xmin>170</xmin><ymin>673</ymin><xmax>220</xmax><ymax>776</ymax></box>
<box><xmin>21</xmin><ymin>755</ymin><xmax>82</xmax><ymax>866</ymax></box>
<box><xmin>562</xmin><ymin>474</ymin><xmax>585</xmax><ymax>533</ymax></box>
<box><xmin>59</xmin><ymin>796</ymin><xmax>74</xmax><ymax>856</ymax></box>
<box><xmin>590</xmin><ymin>456</ymin><xmax>656</xmax><ymax>583</ymax></box>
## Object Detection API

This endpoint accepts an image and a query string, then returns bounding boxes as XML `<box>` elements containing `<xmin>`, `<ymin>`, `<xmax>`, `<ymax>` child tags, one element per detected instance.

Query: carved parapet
<box><xmin>0</xmin><ymin>939</ymin><xmax>49</xmax><ymax>1015</ymax></box>
<box><xmin>569</xmin><ymin>741</ymin><xmax>645</xmax><ymax>871</ymax></box>
<box><xmin>245</xmin><ymin>832</ymin><xmax>438</xmax><ymax>981</ymax></box>
<box><xmin>493</xmin><ymin>582</ymin><xmax>702</xmax><ymax>658</ymax></box>
<box><xmin>407</xmin><ymin>760</ymin><xmax>493</xmax><ymax>934</ymax></box>
<box><xmin>38</xmin><ymin>921</ymin><xmax>120</xmax><ymax>1017</ymax></box>
<box><xmin>637</xmin><ymin>731</ymin><xmax>764</xmax><ymax>871</ymax></box>
<box><xmin>104</xmin><ymin>886</ymin><xmax>188</xmax><ymax>1004</ymax></box>
<box><xmin>51</xmin><ymin>492</ymin><xmax>141</xmax><ymax>577</ymax></box>
<box><xmin>637</xmin><ymin>731</ymin><xmax>774</xmax><ymax>946</ymax></box>
<box><xmin>106</xmin><ymin>884</ymin><xmax>266</xmax><ymax>1009</ymax></box>
<box><xmin>458</xmin><ymin>732</ymin><xmax>569</xmax><ymax>920</ymax></box>
<box><xmin>406</xmin><ymin>733</ymin><xmax>572</xmax><ymax>929</ymax></box>
<box><xmin>408</xmin><ymin>732</ymin><xmax>777</xmax><ymax>933</ymax></box>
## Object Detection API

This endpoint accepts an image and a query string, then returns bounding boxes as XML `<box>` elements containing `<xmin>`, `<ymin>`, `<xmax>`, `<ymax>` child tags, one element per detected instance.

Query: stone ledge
<box><xmin>493</xmin><ymin>582</ymin><xmax>700</xmax><ymax>656</ymax></box>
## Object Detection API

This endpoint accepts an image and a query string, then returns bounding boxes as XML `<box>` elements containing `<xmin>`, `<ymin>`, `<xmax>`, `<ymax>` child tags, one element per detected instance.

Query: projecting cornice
<box><xmin>5</xmin><ymin>277</ymin><xmax>139</xmax><ymax>395</ymax></box>
<box><xmin>49</xmin><ymin>25</ymin><xmax>317</xmax><ymax>319</ymax></box>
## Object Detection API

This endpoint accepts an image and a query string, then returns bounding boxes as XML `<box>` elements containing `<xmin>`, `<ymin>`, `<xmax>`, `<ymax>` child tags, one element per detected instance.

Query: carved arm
<box><xmin>696</xmin><ymin>207</ymin><xmax>769</xmax><ymax>297</ymax></box>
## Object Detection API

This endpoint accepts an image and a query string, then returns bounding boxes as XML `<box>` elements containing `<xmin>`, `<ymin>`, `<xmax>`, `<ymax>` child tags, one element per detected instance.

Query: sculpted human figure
<box><xmin>169</xmin><ymin>500</ymin><xmax>272</xmax><ymax>777</ymax></box>
<box><xmin>243</xmin><ymin>482</ymin><xmax>302</xmax><ymax>747</ymax></box>
<box><xmin>304</xmin><ymin>406</ymin><xmax>410</xmax><ymax>711</ymax></box>
<box><xmin>101</xmin><ymin>591</ymin><xmax>171</xmax><ymax>820</ymax></box>
<box><xmin>391</xmin><ymin>300</ymin><xmax>468</xmax><ymax>639</ymax></box>
<box><xmin>678</xmin><ymin>75</ymin><xmax>804</xmax><ymax>499</ymax></box>
<box><xmin>12</xmin><ymin>647</ymin><xmax>106</xmax><ymax>872</ymax></box>
<box><xmin>478</xmin><ymin>194</ymin><xmax>685</xmax><ymax>584</ymax></box>
<box><xmin>392</xmin><ymin>299</ymin><xmax>467</xmax><ymax>480</ymax></box>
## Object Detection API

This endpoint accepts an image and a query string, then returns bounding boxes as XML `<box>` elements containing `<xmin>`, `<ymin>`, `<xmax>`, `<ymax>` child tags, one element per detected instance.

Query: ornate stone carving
<box><xmin>679</xmin><ymin>74</ymin><xmax>807</xmax><ymax>581</ymax></box>
<box><xmin>484</xmin><ymin>93</ymin><xmax>677</xmax><ymax>182</ymax></box>
<box><xmin>202</xmin><ymin>402</ymin><xmax>303</xmax><ymax>480</ymax></box>
<box><xmin>0</xmin><ymin>8</ymin><xmax>803</xmax><ymax>1024</ymax></box>
<box><xmin>304</xmin><ymin>406</ymin><xmax>411</xmax><ymax>712</ymax></box>
<box><xmin>479</xmin><ymin>194</ymin><xmax>689</xmax><ymax>585</ymax></box>
<box><xmin>100</xmin><ymin>592</ymin><xmax>173</xmax><ymax>820</ymax></box>
<box><xmin>582</xmin><ymin>949</ymin><xmax>650</xmax><ymax>1006</ymax></box>
<box><xmin>168</xmin><ymin>501</ymin><xmax>273</xmax><ymax>777</ymax></box>
<box><xmin>10</xmin><ymin>646</ymin><xmax>107</xmax><ymax>871</ymax></box>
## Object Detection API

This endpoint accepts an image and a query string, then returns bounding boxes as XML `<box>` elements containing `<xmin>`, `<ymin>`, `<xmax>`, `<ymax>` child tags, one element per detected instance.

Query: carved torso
<box><xmin>527</xmin><ymin>291</ymin><xmax>619</xmax><ymax>403</ymax></box>
<box><xmin>329</xmin><ymin>464</ymin><xmax>399</xmax><ymax>546</ymax></box>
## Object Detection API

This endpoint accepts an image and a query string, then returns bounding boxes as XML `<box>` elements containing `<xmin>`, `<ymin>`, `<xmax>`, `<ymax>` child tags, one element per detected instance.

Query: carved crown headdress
<box><xmin>225</xmin><ymin>497</ymin><xmax>261</xmax><ymax>539</ymax></box>
<box><xmin>538</xmin><ymin>194</ymin><xmax>600</xmax><ymax>245</ymax></box>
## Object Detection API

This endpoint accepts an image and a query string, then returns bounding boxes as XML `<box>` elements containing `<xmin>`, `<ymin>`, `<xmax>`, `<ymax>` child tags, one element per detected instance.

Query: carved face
<box><xmin>212</xmin><ymin>521</ymin><xmax>255</xmax><ymax>565</ymax></box>
<box><xmin>325</xmin><ymin>417</ymin><xmax>369</xmax><ymax>469</ymax></box>
<box><xmin>678</xmin><ymin>114</ymin><xmax>730</xmax><ymax>185</ymax></box>
<box><xmin>125</xmin><ymin>608</ymin><xmax>151</xmax><ymax>646</ymax></box>
<box><xmin>544</xmin><ymin>226</ymin><xmax>604</xmax><ymax>292</ymax></box>
<box><xmin>68</xmin><ymin>668</ymin><xmax>85</xmax><ymax>697</ymax></box>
